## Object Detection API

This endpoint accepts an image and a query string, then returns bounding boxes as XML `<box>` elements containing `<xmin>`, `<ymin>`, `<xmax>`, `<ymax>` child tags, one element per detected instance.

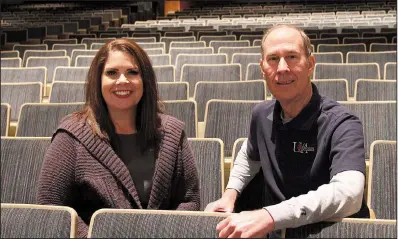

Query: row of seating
<box><xmin>173</xmin><ymin>4</ymin><xmax>396</xmax><ymax>14</ymax></box>
<box><xmin>1</xmin><ymin>2</ymin><xmax>394</xmax><ymax>27</ymax></box>
<box><xmin>1</xmin><ymin>78</ymin><xmax>396</xmax><ymax>122</ymax></box>
<box><xmin>1</xmin><ymin>137</ymin><xmax>395</xmax><ymax>219</ymax></box>
<box><xmin>3</xmin><ymin>8</ymin><xmax>395</xmax><ymax>21</ymax></box>
<box><xmin>17</xmin><ymin>28</ymin><xmax>397</xmax><ymax>42</ymax></box>
<box><xmin>0</xmin><ymin>137</ymin><xmax>224</xmax><ymax>211</ymax></box>
<box><xmin>1</xmin><ymin>100</ymin><xmax>395</xmax><ymax>159</ymax></box>
<box><xmin>5</xmin><ymin>20</ymin><xmax>391</xmax><ymax>37</ymax></box>
<box><xmin>1</xmin><ymin>2</ymin><xmax>138</xmax><ymax>48</ymax></box>
<box><xmin>2</xmin><ymin>45</ymin><xmax>396</xmax><ymax>74</ymax></box>
<box><xmin>158</xmin><ymin>14</ymin><xmax>396</xmax><ymax>21</ymax></box>
<box><xmin>2</xmin><ymin>203</ymin><xmax>396</xmax><ymax>238</ymax></box>
<box><xmin>1</xmin><ymin>11</ymin><xmax>396</xmax><ymax>47</ymax></box>
<box><xmin>3</xmin><ymin>36</ymin><xmax>397</xmax><ymax>59</ymax></box>
<box><xmin>1</xmin><ymin>2</ymin><xmax>395</xmax><ymax>51</ymax></box>
<box><xmin>2</xmin><ymin>47</ymin><xmax>397</xmax><ymax>78</ymax></box>
<box><xmin>112</xmin><ymin>23</ymin><xmax>398</xmax><ymax>33</ymax></box>
<box><xmin>143</xmin><ymin>9</ymin><xmax>397</xmax><ymax>23</ymax></box>
<box><xmin>1</xmin><ymin>6</ymin><xmax>130</xmax><ymax>30</ymax></box>
<box><xmin>172</xmin><ymin>1</ymin><xmax>396</xmax><ymax>14</ymax></box>
<box><xmin>128</xmin><ymin>20</ymin><xmax>396</xmax><ymax>32</ymax></box>
<box><xmin>4</xmin><ymin>33</ymin><xmax>396</xmax><ymax>52</ymax></box>
<box><xmin>157</xmin><ymin>13</ymin><xmax>396</xmax><ymax>19</ymax></box>
<box><xmin>1</xmin><ymin>58</ymin><xmax>396</xmax><ymax>95</ymax></box>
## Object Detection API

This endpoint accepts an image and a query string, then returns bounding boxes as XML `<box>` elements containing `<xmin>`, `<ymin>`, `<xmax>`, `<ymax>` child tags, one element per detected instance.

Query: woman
<box><xmin>37</xmin><ymin>38</ymin><xmax>200</xmax><ymax>238</ymax></box>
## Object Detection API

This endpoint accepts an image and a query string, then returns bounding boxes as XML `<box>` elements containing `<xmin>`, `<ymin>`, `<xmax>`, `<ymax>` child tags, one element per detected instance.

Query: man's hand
<box><xmin>205</xmin><ymin>189</ymin><xmax>238</xmax><ymax>213</ymax></box>
<box><xmin>216</xmin><ymin>208</ymin><xmax>275</xmax><ymax>238</ymax></box>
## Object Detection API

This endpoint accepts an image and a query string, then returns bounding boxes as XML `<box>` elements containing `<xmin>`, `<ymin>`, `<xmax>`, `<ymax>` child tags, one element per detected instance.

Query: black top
<box><xmin>117</xmin><ymin>133</ymin><xmax>155</xmax><ymax>208</ymax></box>
<box><xmin>246</xmin><ymin>83</ymin><xmax>369</xmax><ymax>217</ymax></box>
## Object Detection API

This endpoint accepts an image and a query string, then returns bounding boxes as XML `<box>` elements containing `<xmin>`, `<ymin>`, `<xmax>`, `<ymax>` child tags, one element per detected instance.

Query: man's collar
<box><xmin>271</xmin><ymin>83</ymin><xmax>321</xmax><ymax>130</ymax></box>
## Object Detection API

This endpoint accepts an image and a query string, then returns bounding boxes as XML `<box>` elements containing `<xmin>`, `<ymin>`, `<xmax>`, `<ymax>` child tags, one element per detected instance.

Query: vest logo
<box><xmin>293</xmin><ymin>142</ymin><xmax>315</xmax><ymax>153</ymax></box>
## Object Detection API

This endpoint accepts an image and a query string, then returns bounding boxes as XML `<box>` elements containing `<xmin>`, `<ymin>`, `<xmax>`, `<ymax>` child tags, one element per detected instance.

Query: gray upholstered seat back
<box><xmin>1</xmin><ymin>138</ymin><xmax>51</xmax><ymax>204</ymax></box>
<box><xmin>347</xmin><ymin>51</ymin><xmax>396</xmax><ymax>79</ymax></box>
<box><xmin>53</xmin><ymin>66</ymin><xmax>89</xmax><ymax>82</ymax></box>
<box><xmin>175</xmin><ymin>54</ymin><xmax>227</xmax><ymax>81</ymax></box>
<box><xmin>340</xmin><ymin>102</ymin><xmax>396</xmax><ymax>159</ymax></box>
<box><xmin>153</xmin><ymin>65</ymin><xmax>175</xmax><ymax>82</ymax></box>
<box><xmin>312</xmin><ymin>79</ymin><xmax>349</xmax><ymax>101</ymax></box>
<box><xmin>188</xmin><ymin>139</ymin><xmax>223</xmax><ymax>210</ymax></box>
<box><xmin>1</xmin><ymin>104</ymin><xmax>10</xmax><ymax>136</ymax></box>
<box><xmin>89</xmin><ymin>209</ymin><xmax>227</xmax><ymax>238</ymax></box>
<box><xmin>369</xmin><ymin>141</ymin><xmax>397</xmax><ymax>219</ymax></box>
<box><xmin>284</xmin><ymin>219</ymin><xmax>397</xmax><ymax>238</ymax></box>
<box><xmin>1</xmin><ymin>83</ymin><xmax>42</xmax><ymax>121</ymax></box>
<box><xmin>384</xmin><ymin>62</ymin><xmax>396</xmax><ymax>80</ymax></box>
<box><xmin>355</xmin><ymin>79</ymin><xmax>396</xmax><ymax>101</ymax></box>
<box><xmin>1</xmin><ymin>57</ymin><xmax>21</xmax><ymax>68</ymax></box>
<box><xmin>16</xmin><ymin>103</ymin><xmax>84</xmax><ymax>137</ymax></box>
<box><xmin>169</xmin><ymin>47</ymin><xmax>213</xmax><ymax>65</ymax></box>
<box><xmin>314</xmin><ymin>63</ymin><xmax>380</xmax><ymax>97</ymax></box>
<box><xmin>313</xmin><ymin>52</ymin><xmax>344</xmax><ymax>64</ymax></box>
<box><xmin>204</xmin><ymin>100</ymin><xmax>263</xmax><ymax>156</ymax></box>
<box><xmin>194</xmin><ymin>81</ymin><xmax>266</xmax><ymax>121</ymax></box>
<box><xmin>158</xmin><ymin>82</ymin><xmax>188</xmax><ymax>101</ymax></box>
<box><xmin>26</xmin><ymin>56</ymin><xmax>70</xmax><ymax>83</ymax></box>
<box><xmin>231</xmin><ymin>53</ymin><xmax>261</xmax><ymax>82</ymax></box>
<box><xmin>1</xmin><ymin>204</ymin><xmax>76</xmax><ymax>238</ymax></box>
<box><xmin>50</xmin><ymin>82</ymin><xmax>86</xmax><ymax>103</ymax></box>
<box><xmin>181</xmin><ymin>64</ymin><xmax>241</xmax><ymax>97</ymax></box>
<box><xmin>53</xmin><ymin>44</ymin><xmax>87</xmax><ymax>58</ymax></box>
<box><xmin>149</xmin><ymin>54</ymin><xmax>170</xmax><ymax>66</ymax></box>
<box><xmin>164</xmin><ymin>100</ymin><xmax>197</xmax><ymax>138</ymax></box>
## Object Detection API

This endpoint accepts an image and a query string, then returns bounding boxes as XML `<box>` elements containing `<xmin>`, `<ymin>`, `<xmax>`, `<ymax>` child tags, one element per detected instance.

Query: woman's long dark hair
<box><xmin>75</xmin><ymin>38</ymin><xmax>163</xmax><ymax>153</ymax></box>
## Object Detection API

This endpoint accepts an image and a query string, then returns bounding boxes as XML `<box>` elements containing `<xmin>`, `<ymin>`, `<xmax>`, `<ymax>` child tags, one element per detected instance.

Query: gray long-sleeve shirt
<box><xmin>226</xmin><ymin>139</ymin><xmax>365</xmax><ymax>230</ymax></box>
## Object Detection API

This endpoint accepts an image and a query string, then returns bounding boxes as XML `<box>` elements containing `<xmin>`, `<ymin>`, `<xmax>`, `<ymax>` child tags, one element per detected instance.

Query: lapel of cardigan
<box><xmin>147</xmin><ymin>115</ymin><xmax>184</xmax><ymax>209</ymax></box>
<box><xmin>56</xmin><ymin>115</ymin><xmax>143</xmax><ymax>209</ymax></box>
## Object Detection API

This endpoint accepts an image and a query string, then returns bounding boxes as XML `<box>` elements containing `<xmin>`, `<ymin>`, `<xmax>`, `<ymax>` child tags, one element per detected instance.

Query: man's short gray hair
<box><xmin>260</xmin><ymin>25</ymin><xmax>313</xmax><ymax>58</ymax></box>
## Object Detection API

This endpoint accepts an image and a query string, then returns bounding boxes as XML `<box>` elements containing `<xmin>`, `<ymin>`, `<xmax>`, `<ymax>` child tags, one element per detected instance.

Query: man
<box><xmin>205</xmin><ymin>25</ymin><xmax>369</xmax><ymax>238</ymax></box>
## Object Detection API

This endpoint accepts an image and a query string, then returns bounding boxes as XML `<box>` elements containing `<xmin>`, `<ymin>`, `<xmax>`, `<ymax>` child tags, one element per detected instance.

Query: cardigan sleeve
<box><xmin>173</xmin><ymin>131</ymin><xmax>201</xmax><ymax>211</ymax></box>
<box><xmin>36</xmin><ymin>131</ymin><xmax>89</xmax><ymax>238</ymax></box>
